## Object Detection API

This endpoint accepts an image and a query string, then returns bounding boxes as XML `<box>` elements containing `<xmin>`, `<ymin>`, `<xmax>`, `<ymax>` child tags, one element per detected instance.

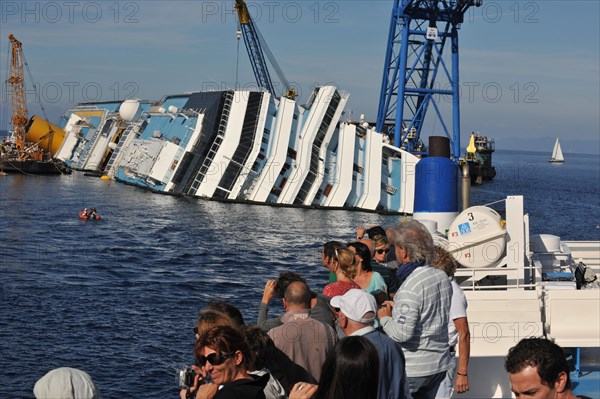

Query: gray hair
<box><xmin>390</xmin><ymin>220</ymin><xmax>434</xmax><ymax>264</ymax></box>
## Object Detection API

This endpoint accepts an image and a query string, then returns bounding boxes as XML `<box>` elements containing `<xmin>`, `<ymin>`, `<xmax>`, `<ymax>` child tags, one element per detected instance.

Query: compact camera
<box><xmin>178</xmin><ymin>367</ymin><xmax>196</xmax><ymax>389</ymax></box>
<box><xmin>178</xmin><ymin>367</ymin><xmax>212</xmax><ymax>389</ymax></box>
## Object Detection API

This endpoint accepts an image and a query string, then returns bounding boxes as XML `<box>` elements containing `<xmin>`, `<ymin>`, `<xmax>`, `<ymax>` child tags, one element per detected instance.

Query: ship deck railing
<box><xmin>455</xmin><ymin>263</ymin><xmax>541</xmax><ymax>291</ymax></box>
<box><xmin>456</xmin><ymin>259</ymin><xmax>600</xmax><ymax>362</ymax></box>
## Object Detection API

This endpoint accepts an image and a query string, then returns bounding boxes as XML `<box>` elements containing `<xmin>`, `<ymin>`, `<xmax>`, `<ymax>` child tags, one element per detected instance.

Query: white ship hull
<box><xmin>55</xmin><ymin>87</ymin><xmax>419</xmax><ymax>213</ymax></box>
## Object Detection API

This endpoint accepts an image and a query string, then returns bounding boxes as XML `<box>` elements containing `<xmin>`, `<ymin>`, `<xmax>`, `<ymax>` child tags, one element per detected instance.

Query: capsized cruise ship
<box><xmin>55</xmin><ymin>86</ymin><xmax>420</xmax><ymax>214</ymax></box>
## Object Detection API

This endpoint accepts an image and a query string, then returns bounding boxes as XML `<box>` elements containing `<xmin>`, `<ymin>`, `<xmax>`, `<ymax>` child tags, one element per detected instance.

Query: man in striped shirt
<box><xmin>378</xmin><ymin>221</ymin><xmax>452</xmax><ymax>399</ymax></box>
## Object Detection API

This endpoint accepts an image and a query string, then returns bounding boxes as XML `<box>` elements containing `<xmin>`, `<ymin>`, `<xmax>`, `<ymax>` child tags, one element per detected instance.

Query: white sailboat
<box><xmin>548</xmin><ymin>137</ymin><xmax>565</xmax><ymax>163</ymax></box>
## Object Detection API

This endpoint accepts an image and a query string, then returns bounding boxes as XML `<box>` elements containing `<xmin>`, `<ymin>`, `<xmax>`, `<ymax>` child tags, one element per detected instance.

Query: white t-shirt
<box><xmin>448</xmin><ymin>280</ymin><xmax>468</xmax><ymax>347</ymax></box>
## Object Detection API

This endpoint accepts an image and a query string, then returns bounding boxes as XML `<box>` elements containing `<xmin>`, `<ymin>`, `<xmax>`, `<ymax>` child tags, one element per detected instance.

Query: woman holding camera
<box><xmin>180</xmin><ymin>325</ymin><xmax>269</xmax><ymax>399</ymax></box>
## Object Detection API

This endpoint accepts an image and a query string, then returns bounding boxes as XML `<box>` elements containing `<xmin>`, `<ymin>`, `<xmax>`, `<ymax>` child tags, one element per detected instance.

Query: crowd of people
<box><xmin>33</xmin><ymin>220</ymin><xmax>591</xmax><ymax>399</ymax></box>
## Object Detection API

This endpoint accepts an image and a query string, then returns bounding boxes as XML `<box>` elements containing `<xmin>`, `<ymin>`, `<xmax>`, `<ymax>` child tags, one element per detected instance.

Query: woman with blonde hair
<box><xmin>322</xmin><ymin>248</ymin><xmax>360</xmax><ymax>298</ymax></box>
<box><xmin>372</xmin><ymin>235</ymin><xmax>391</xmax><ymax>265</ymax></box>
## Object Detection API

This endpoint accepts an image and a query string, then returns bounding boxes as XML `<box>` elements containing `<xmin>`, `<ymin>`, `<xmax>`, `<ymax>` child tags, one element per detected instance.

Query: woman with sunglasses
<box><xmin>347</xmin><ymin>241</ymin><xmax>388</xmax><ymax>306</ymax></box>
<box><xmin>182</xmin><ymin>325</ymin><xmax>269</xmax><ymax>399</ymax></box>
<box><xmin>372</xmin><ymin>235</ymin><xmax>391</xmax><ymax>265</ymax></box>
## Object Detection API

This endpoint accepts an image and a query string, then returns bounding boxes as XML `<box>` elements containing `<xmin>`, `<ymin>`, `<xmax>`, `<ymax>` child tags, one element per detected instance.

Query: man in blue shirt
<box><xmin>331</xmin><ymin>289</ymin><xmax>411</xmax><ymax>399</ymax></box>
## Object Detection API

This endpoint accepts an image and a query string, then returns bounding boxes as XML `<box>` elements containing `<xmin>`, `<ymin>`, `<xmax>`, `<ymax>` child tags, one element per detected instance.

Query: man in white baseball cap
<box><xmin>34</xmin><ymin>367</ymin><xmax>99</xmax><ymax>399</ymax></box>
<box><xmin>331</xmin><ymin>289</ymin><xmax>411</xmax><ymax>399</ymax></box>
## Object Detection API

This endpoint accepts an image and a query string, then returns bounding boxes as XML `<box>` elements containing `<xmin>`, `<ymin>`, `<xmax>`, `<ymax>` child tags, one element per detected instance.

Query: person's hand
<box><xmin>455</xmin><ymin>374</ymin><xmax>469</xmax><ymax>393</ymax></box>
<box><xmin>179</xmin><ymin>365</ymin><xmax>204</xmax><ymax>399</ymax></box>
<box><xmin>289</xmin><ymin>382</ymin><xmax>318</xmax><ymax>399</ymax></box>
<box><xmin>377</xmin><ymin>300</ymin><xmax>394</xmax><ymax>319</ymax></box>
<box><xmin>356</xmin><ymin>226</ymin><xmax>367</xmax><ymax>240</ymax></box>
<box><xmin>195</xmin><ymin>383</ymin><xmax>219</xmax><ymax>399</ymax></box>
<box><xmin>262</xmin><ymin>280</ymin><xmax>276</xmax><ymax>304</ymax></box>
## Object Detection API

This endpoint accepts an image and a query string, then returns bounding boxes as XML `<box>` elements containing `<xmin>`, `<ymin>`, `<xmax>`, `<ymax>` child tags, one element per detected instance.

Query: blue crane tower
<box><xmin>234</xmin><ymin>0</ymin><xmax>296</xmax><ymax>99</ymax></box>
<box><xmin>376</xmin><ymin>0</ymin><xmax>481</xmax><ymax>158</ymax></box>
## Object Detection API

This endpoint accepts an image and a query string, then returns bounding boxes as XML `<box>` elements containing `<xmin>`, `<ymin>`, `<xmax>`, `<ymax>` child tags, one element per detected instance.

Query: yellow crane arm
<box><xmin>234</xmin><ymin>0</ymin><xmax>250</xmax><ymax>24</ymax></box>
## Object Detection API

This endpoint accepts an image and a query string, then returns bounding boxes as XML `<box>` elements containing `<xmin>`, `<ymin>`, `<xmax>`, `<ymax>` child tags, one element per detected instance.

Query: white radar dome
<box><xmin>119</xmin><ymin>99</ymin><xmax>143</xmax><ymax>122</ymax></box>
<box><xmin>447</xmin><ymin>206</ymin><xmax>506</xmax><ymax>268</ymax></box>
<box><xmin>168</xmin><ymin>105</ymin><xmax>179</xmax><ymax>114</ymax></box>
<box><xmin>107</xmin><ymin>142</ymin><xmax>117</xmax><ymax>150</ymax></box>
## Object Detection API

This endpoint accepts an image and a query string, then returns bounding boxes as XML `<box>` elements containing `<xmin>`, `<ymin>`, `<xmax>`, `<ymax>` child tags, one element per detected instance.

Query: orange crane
<box><xmin>6</xmin><ymin>33</ymin><xmax>63</xmax><ymax>161</ymax></box>
<box><xmin>1</xmin><ymin>34</ymin><xmax>70</xmax><ymax>173</ymax></box>
<box><xmin>7</xmin><ymin>33</ymin><xmax>31</xmax><ymax>159</ymax></box>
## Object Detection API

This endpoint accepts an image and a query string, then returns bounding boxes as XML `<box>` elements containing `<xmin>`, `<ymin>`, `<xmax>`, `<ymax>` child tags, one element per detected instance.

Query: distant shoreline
<box><xmin>1</xmin><ymin>130</ymin><xmax>597</xmax><ymax>156</ymax></box>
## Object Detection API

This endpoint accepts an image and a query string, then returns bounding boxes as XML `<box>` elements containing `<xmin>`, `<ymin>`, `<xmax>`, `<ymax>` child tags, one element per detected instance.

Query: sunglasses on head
<box><xmin>197</xmin><ymin>352</ymin><xmax>234</xmax><ymax>367</ymax></box>
<box><xmin>375</xmin><ymin>248</ymin><xmax>386</xmax><ymax>254</ymax></box>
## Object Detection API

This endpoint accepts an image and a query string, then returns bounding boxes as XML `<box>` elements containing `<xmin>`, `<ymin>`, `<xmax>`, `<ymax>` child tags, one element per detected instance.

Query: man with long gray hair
<box><xmin>377</xmin><ymin>221</ymin><xmax>452</xmax><ymax>399</ymax></box>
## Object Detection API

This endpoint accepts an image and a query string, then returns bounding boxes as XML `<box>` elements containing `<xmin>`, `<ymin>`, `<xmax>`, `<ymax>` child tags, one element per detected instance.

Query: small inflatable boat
<box><xmin>79</xmin><ymin>210</ymin><xmax>101</xmax><ymax>220</ymax></box>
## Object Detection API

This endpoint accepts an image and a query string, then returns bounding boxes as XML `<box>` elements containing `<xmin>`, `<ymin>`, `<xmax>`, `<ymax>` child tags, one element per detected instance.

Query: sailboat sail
<box><xmin>549</xmin><ymin>138</ymin><xmax>564</xmax><ymax>163</ymax></box>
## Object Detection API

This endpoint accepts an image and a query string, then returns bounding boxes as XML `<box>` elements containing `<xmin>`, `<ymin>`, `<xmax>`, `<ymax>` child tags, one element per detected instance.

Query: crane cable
<box><xmin>22</xmin><ymin>50</ymin><xmax>56</xmax><ymax>154</ymax></box>
<box><xmin>235</xmin><ymin>22</ymin><xmax>242</xmax><ymax>89</ymax></box>
<box><xmin>2</xmin><ymin>44</ymin><xmax>11</xmax><ymax>133</ymax></box>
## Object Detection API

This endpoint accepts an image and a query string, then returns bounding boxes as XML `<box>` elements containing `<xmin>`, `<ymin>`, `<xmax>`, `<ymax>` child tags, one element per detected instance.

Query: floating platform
<box><xmin>0</xmin><ymin>158</ymin><xmax>71</xmax><ymax>175</ymax></box>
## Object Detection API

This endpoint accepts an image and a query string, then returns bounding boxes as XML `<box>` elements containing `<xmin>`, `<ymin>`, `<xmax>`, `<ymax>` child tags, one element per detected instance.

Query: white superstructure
<box><xmin>55</xmin><ymin>87</ymin><xmax>420</xmax><ymax>214</ymax></box>
<box><xmin>449</xmin><ymin>196</ymin><xmax>599</xmax><ymax>398</ymax></box>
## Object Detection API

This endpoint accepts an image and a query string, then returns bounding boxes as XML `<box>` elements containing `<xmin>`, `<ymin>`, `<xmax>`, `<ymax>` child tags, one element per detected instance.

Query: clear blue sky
<box><xmin>1</xmin><ymin>1</ymin><xmax>598</xmax><ymax>153</ymax></box>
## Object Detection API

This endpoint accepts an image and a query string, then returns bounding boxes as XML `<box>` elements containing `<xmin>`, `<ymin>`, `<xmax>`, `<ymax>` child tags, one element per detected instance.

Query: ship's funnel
<box><xmin>413</xmin><ymin>136</ymin><xmax>458</xmax><ymax>232</ymax></box>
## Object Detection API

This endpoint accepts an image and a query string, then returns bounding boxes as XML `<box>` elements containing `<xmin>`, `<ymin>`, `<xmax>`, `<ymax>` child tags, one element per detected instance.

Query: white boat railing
<box><xmin>455</xmin><ymin>263</ymin><xmax>542</xmax><ymax>291</ymax></box>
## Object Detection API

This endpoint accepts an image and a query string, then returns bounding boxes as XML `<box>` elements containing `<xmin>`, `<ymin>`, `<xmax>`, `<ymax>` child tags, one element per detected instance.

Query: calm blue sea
<box><xmin>1</xmin><ymin>150</ymin><xmax>599</xmax><ymax>398</ymax></box>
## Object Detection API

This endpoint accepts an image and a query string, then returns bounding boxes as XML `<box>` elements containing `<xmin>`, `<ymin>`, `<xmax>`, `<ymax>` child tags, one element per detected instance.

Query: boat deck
<box><xmin>573</xmin><ymin>372</ymin><xmax>600</xmax><ymax>398</ymax></box>
<box><xmin>571</xmin><ymin>347</ymin><xmax>600</xmax><ymax>398</ymax></box>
